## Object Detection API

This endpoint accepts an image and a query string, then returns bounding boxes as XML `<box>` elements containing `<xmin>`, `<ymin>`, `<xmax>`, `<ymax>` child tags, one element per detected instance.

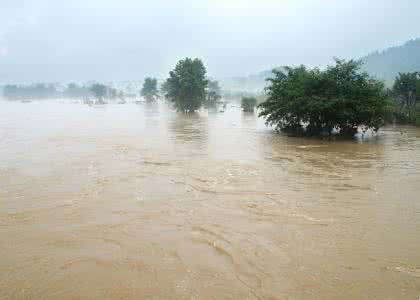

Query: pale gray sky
<box><xmin>1</xmin><ymin>0</ymin><xmax>420</xmax><ymax>82</ymax></box>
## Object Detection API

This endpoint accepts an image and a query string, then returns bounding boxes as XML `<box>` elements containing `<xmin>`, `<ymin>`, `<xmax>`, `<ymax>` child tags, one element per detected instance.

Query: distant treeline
<box><xmin>2</xmin><ymin>83</ymin><xmax>123</xmax><ymax>100</ymax></box>
<box><xmin>3</xmin><ymin>83</ymin><xmax>60</xmax><ymax>99</ymax></box>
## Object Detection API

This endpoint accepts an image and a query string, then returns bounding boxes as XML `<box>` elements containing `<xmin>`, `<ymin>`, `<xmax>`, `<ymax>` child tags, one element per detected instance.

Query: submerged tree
<box><xmin>241</xmin><ymin>96</ymin><xmax>257</xmax><ymax>112</ymax></box>
<box><xmin>207</xmin><ymin>80</ymin><xmax>222</xmax><ymax>103</ymax></box>
<box><xmin>90</xmin><ymin>84</ymin><xmax>107</xmax><ymax>104</ymax></box>
<box><xmin>258</xmin><ymin>59</ymin><xmax>391</xmax><ymax>136</ymax></box>
<box><xmin>141</xmin><ymin>77</ymin><xmax>158</xmax><ymax>101</ymax></box>
<box><xmin>63</xmin><ymin>83</ymin><xmax>91</xmax><ymax>99</ymax></box>
<box><xmin>163</xmin><ymin>58</ymin><xmax>208</xmax><ymax>112</ymax></box>
<box><xmin>108</xmin><ymin>87</ymin><xmax>118</xmax><ymax>100</ymax></box>
<box><xmin>392</xmin><ymin>72</ymin><xmax>420</xmax><ymax>125</ymax></box>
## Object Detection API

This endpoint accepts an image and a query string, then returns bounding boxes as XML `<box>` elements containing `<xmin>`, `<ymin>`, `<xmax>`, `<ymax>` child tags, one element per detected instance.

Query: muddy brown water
<box><xmin>1</xmin><ymin>100</ymin><xmax>420</xmax><ymax>299</ymax></box>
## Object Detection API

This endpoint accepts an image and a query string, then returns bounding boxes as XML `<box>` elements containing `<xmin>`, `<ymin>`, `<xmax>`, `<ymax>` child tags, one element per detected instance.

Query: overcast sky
<box><xmin>1</xmin><ymin>0</ymin><xmax>420</xmax><ymax>83</ymax></box>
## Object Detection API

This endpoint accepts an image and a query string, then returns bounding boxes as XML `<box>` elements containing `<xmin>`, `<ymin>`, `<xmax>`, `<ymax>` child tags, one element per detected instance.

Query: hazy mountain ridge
<box><xmin>361</xmin><ymin>38</ymin><xmax>420</xmax><ymax>81</ymax></box>
<box><xmin>221</xmin><ymin>38</ymin><xmax>420</xmax><ymax>92</ymax></box>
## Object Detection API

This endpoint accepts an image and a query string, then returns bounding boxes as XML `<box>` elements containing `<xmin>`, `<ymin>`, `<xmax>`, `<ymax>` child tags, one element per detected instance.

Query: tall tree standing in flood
<box><xmin>207</xmin><ymin>80</ymin><xmax>222</xmax><ymax>103</ymax></box>
<box><xmin>258</xmin><ymin>59</ymin><xmax>391</xmax><ymax>136</ymax></box>
<box><xmin>90</xmin><ymin>84</ymin><xmax>107</xmax><ymax>104</ymax></box>
<box><xmin>163</xmin><ymin>58</ymin><xmax>208</xmax><ymax>112</ymax></box>
<box><xmin>141</xmin><ymin>77</ymin><xmax>158</xmax><ymax>101</ymax></box>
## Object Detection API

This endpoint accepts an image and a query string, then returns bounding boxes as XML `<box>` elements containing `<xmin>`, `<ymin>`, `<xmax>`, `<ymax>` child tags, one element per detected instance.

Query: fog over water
<box><xmin>1</xmin><ymin>0</ymin><xmax>420</xmax><ymax>82</ymax></box>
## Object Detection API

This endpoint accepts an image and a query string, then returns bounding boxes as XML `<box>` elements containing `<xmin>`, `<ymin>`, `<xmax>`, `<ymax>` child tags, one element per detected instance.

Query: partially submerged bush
<box><xmin>207</xmin><ymin>80</ymin><xmax>222</xmax><ymax>103</ymax></box>
<box><xmin>241</xmin><ymin>96</ymin><xmax>257</xmax><ymax>112</ymax></box>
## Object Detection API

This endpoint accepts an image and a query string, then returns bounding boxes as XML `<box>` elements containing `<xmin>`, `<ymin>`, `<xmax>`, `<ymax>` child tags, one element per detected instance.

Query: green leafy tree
<box><xmin>160</xmin><ymin>80</ymin><xmax>170</xmax><ymax>96</ymax></box>
<box><xmin>163</xmin><ymin>58</ymin><xmax>208</xmax><ymax>112</ymax></box>
<box><xmin>141</xmin><ymin>77</ymin><xmax>158</xmax><ymax>101</ymax></box>
<box><xmin>258</xmin><ymin>59</ymin><xmax>390</xmax><ymax>136</ymax></box>
<box><xmin>241</xmin><ymin>96</ymin><xmax>257</xmax><ymax>112</ymax></box>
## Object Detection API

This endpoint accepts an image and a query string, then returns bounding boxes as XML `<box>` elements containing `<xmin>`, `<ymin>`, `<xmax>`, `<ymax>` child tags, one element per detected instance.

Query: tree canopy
<box><xmin>163</xmin><ymin>58</ymin><xmax>208</xmax><ymax>112</ymax></box>
<box><xmin>258</xmin><ymin>59</ymin><xmax>391</xmax><ymax>136</ymax></box>
<box><xmin>141</xmin><ymin>77</ymin><xmax>158</xmax><ymax>101</ymax></box>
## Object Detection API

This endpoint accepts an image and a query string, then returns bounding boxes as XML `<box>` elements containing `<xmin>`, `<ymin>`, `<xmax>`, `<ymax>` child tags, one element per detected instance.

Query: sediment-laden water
<box><xmin>1</xmin><ymin>100</ymin><xmax>419</xmax><ymax>299</ymax></box>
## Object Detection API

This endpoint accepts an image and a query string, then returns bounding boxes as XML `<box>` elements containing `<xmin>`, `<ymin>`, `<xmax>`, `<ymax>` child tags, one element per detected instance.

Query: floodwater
<box><xmin>1</xmin><ymin>99</ymin><xmax>420</xmax><ymax>300</ymax></box>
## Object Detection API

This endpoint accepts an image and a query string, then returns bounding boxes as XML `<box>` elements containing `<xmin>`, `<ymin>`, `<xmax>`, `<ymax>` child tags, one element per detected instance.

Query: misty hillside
<box><xmin>361</xmin><ymin>38</ymin><xmax>420</xmax><ymax>81</ymax></box>
<box><xmin>221</xmin><ymin>38</ymin><xmax>420</xmax><ymax>92</ymax></box>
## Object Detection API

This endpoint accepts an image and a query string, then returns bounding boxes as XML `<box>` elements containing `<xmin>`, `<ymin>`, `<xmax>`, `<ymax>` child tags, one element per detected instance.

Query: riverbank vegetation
<box><xmin>258</xmin><ymin>59</ymin><xmax>391</xmax><ymax>136</ymax></box>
